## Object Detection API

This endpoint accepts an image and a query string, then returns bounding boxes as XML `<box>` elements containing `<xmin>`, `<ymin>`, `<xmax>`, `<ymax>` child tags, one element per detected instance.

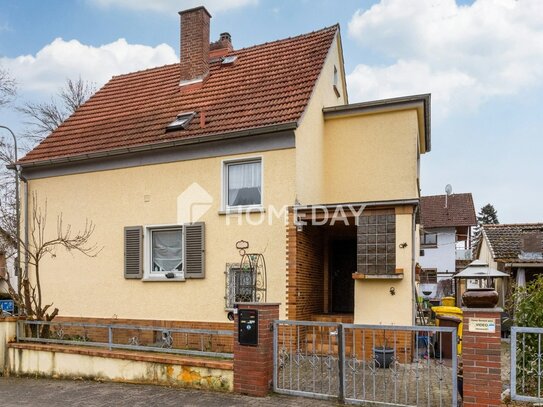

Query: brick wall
<box><xmin>286</xmin><ymin>211</ymin><xmax>325</xmax><ymax>320</ymax></box>
<box><xmin>233</xmin><ymin>303</ymin><xmax>279</xmax><ymax>396</ymax></box>
<box><xmin>179</xmin><ymin>7</ymin><xmax>210</xmax><ymax>82</ymax></box>
<box><xmin>462</xmin><ymin>309</ymin><xmax>502</xmax><ymax>407</ymax></box>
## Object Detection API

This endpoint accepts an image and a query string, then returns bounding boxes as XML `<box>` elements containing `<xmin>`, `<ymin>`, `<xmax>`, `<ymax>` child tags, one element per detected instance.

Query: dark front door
<box><xmin>330</xmin><ymin>239</ymin><xmax>356</xmax><ymax>313</ymax></box>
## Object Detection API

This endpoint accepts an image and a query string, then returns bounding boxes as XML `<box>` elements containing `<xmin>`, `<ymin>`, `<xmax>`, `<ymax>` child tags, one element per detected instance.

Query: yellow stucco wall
<box><xmin>7</xmin><ymin>347</ymin><xmax>233</xmax><ymax>391</ymax></box>
<box><xmin>27</xmin><ymin>148</ymin><xmax>295</xmax><ymax>322</ymax></box>
<box><xmin>477</xmin><ymin>237</ymin><xmax>498</xmax><ymax>270</ymax></box>
<box><xmin>323</xmin><ymin>110</ymin><xmax>420</xmax><ymax>204</ymax></box>
<box><xmin>0</xmin><ymin>319</ymin><xmax>17</xmax><ymax>374</ymax></box>
<box><xmin>354</xmin><ymin>207</ymin><xmax>415</xmax><ymax>325</ymax></box>
<box><xmin>295</xmin><ymin>33</ymin><xmax>347</xmax><ymax>205</ymax></box>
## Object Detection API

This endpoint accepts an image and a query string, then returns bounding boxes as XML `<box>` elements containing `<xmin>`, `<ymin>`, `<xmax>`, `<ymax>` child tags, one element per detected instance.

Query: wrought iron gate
<box><xmin>273</xmin><ymin>320</ymin><xmax>458</xmax><ymax>406</ymax></box>
<box><xmin>511</xmin><ymin>326</ymin><xmax>543</xmax><ymax>403</ymax></box>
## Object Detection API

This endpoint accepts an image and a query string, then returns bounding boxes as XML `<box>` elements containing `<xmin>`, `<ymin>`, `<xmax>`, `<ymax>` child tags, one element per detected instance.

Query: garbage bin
<box><xmin>442</xmin><ymin>296</ymin><xmax>455</xmax><ymax>307</ymax></box>
<box><xmin>432</xmin><ymin>305</ymin><xmax>463</xmax><ymax>355</ymax></box>
<box><xmin>435</xmin><ymin>315</ymin><xmax>462</xmax><ymax>359</ymax></box>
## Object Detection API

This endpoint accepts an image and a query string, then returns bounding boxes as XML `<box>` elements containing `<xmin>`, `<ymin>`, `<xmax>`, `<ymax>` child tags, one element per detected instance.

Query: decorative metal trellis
<box><xmin>225</xmin><ymin>240</ymin><xmax>267</xmax><ymax>309</ymax></box>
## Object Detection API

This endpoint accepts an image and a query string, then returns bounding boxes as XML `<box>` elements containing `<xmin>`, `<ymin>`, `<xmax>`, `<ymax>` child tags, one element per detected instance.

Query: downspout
<box><xmin>19</xmin><ymin>172</ymin><xmax>29</xmax><ymax>282</ymax></box>
<box><xmin>411</xmin><ymin>206</ymin><xmax>418</xmax><ymax>326</ymax></box>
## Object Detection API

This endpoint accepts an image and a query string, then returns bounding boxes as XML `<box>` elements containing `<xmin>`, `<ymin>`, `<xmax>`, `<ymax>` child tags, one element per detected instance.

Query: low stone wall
<box><xmin>0</xmin><ymin>317</ymin><xmax>17</xmax><ymax>375</ymax></box>
<box><xmin>6</xmin><ymin>342</ymin><xmax>233</xmax><ymax>391</ymax></box>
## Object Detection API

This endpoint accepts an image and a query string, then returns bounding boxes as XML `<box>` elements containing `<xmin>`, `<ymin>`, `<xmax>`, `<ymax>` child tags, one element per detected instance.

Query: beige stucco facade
<box><xmin>323</xmin><ymin>109</ymin><xmax>420</xmax><ymax>204</ymax></box>
<box><xmin>21</xmin><ymin>33</ymin><xmax>429</xmax><ymax>327</ymax></box>
<box><xmin>354</xmin><ymin>207</ymin><xmax>416</xmax><ymax>325</ymax></box>
<box><xmin>28</xmin><ymin>148</ymin><xmax>295</xmax><ymax>322</ymax></box>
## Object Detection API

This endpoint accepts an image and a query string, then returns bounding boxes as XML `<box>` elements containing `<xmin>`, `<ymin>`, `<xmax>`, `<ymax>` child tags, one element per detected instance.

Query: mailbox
<box><xmin>238</xmin><ymin>309</ymin><xmax>258</xmax><ymax>346</ymax></box>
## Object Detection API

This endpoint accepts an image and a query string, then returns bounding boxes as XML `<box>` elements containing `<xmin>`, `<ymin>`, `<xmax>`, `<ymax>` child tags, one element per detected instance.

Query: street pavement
<box><xmin>0</xmin><ymin>377</ymin><xmax>340</xmax><ymax>406</ymax></box>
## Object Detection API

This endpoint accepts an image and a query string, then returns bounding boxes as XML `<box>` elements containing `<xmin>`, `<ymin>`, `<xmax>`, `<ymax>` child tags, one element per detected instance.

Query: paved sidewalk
<box><xmin>0</xmin><ymin>377</ymin><xmax>340</xmax><ymax>407</ymax></box>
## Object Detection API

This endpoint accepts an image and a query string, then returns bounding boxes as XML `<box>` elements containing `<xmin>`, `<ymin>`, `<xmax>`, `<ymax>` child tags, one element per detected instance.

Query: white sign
<box><xmin>468</xmin><ymin>317</ymin><xmax>496</xmax><ymax>333</ymax></box>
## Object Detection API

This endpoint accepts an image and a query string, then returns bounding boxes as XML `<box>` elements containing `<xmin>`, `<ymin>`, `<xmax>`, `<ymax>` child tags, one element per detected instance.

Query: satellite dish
<box><xmin>445</xmin><ymin>184</ymin><xmax>453</xmax><ymax>195</ymax></box>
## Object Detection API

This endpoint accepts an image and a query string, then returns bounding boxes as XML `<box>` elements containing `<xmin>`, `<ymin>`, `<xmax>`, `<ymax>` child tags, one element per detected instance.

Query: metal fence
<box><xmin>511</xmin><ymin>326</ymin><xmax>543</xmax><ymax>403</ymax></box>
<box><xmin>17</xmin><ymin>320</ymin><xmax>234</xmax><ymax>359</ymax></box>
<box><xmin>273</xmin><ymin>320</ymin><xmax>458</xmax><ymax>406</ymax></box>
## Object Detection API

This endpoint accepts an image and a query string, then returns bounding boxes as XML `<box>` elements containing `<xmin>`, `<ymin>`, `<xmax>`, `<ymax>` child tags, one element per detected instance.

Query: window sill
<box><xmin>218</xmin><ymin>207</ymin><xmax>265</xmax><ymax>215</ymax></box>
<box><xmin>143</xmin><ymin>274</ymin><xmax>185</xmax><ymax>282</ymax></box>
<box><xmin>352</xmin><ymin>270</ymin><xmax>404</xmax><ymax>280</ymax></box>
<box><xmin>421</xmin><ymin>245</ymin><xmax>438</xmax><ymax>249</ymax></box>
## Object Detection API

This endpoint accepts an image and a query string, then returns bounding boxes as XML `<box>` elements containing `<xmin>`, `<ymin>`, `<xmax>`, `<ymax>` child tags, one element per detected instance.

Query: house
<box><xmin>475</xmin><ymin>223</ymin><xmax>543</xmax><ymax>307</ymax></box>
<box><xmin>15</xmin><ymin>6</ymin><xmax>431</xmax><ymax>329</ymax></box>
<box><xmin>418</xmin><ymin>193</ymin><xmax>476</xmax><ymax>299</ymax></box>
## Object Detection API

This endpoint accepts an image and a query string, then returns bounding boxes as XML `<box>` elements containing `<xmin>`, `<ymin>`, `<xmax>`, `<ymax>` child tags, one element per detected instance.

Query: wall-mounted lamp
<box><xmin>389</xmin><ymin>287</ymin><xmax>396</xmax><ymax>296</ymax></box>
<box><xmin>399</xmin><ymin>242</ymin><xmax>408</xmax><ymax>249</ymax></box>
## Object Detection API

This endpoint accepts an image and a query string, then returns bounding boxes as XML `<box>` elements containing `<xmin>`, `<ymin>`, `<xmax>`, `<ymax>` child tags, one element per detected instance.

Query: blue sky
<box><xmin>0</xmin><ymin>0</ymin><xmax>541</xmax><ymax>223</ymax></box>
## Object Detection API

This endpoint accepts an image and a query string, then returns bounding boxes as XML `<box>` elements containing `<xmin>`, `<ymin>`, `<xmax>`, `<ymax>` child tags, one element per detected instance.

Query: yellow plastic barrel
<box><xmin>431</xmin><ymin>305</ymin><xmax>463</xmax><ymax>355</ymax></box>
<box><xmin>442</xmin><ymin>297</ymin><xmax>455</xmax><ymax>307</ymax></box>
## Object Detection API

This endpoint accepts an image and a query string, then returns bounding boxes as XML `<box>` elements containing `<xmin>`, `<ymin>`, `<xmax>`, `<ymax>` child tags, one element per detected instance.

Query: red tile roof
<box><xmin>21</xmin><ymin>25</ymin><xmax>338</xmax><ymax>164</ymax></box>
<box><xmin>481</xmin><ymin>223</ymin><xmax>543</xmax><ymax>263</ymax></box>
<box><xmin>420</xmin><ymin>193</ymin><xmax>477</xmax><ymax>228</ymax></box>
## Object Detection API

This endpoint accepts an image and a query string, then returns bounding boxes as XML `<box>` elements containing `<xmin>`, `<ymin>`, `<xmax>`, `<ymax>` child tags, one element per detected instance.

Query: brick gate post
<box><xmin>233</xmin><ymin>303</ymin><xmax>280</xmax><ymax>397</ymax></box>
<box><xmin>462</xmin><ymin>307</ymin><xmax>502</xmax><ymax>407</ymax></box>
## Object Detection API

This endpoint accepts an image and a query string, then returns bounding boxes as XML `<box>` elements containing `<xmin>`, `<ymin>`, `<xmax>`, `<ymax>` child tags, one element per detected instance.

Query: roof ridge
<box><xmin>482</xmin><ymin>223</ymin><xmax>543</xmax><ymax>227</ymax></box>
<box><xmin>230</xmin><ymin>24</ymin><xmax>338</xmax><ymax>54</ymax></box>
<box><xmin>421</xmin><ymin>192</ymin><xmax>473</xmax><ymax>198</ymax></box>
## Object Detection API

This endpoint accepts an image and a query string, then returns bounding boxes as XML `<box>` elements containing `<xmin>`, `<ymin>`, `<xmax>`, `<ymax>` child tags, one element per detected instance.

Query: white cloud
<box><xmin>347</xmin><ymin>0</ymin><xmax>543</xmax><ymax>116</ymax></box>
<box><xmin>88</xmin><ymin>0</ymin><xmax>258</xmax><ymax>14</ymax></box>
<box><xmin>0</xmin><ymin>38</ymin><xmax>178</xmax><ymax>96</ymax></box>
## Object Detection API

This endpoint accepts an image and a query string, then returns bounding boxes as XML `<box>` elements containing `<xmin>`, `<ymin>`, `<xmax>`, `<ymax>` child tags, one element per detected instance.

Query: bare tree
<box><xmin>0</xmin><ymin>193</ymin><xmax>100</xmax><ymax>328</ymax></box>
<box><xmin>0</xmin><ymin>67</ymin><xmax>17</xmax><ymax>261</ymax></box>
<box><xmin>0</xmin><ymin>67</ymin><xmax>16</xmax><ymax>108</ymax></box>
<box><xmin>0</xmin><ymin>77</ymin><xmax>95</xmax><ymax>262</ymax></box>
<box><xmin>18</xmin><ymin>77</ymin><xmax>96</xmax><ymax>142</ymax></box>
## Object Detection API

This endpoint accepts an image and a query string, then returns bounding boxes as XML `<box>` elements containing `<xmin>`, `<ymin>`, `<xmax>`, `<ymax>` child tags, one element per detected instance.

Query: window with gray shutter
<box><xmin>184</xmin><ymin>222</ymin><xmax>205</xmax><ymax>278</ymax></box>
<box><xmin>124</xmin><ymin>226</ymin><xmax>143</xmax><ymax>279</ymax></box>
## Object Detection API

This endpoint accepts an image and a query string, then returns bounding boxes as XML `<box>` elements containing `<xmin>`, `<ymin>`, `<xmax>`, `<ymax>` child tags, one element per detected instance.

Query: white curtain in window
<box><xmin>152</xmin><ymin>230</ymin><xmax>182</xmax><ymax>271</ymax></box>
<box><xmin>228</xmin><ymin>161</ymin><xmax>261</xmax><ymax>206</ymax></box>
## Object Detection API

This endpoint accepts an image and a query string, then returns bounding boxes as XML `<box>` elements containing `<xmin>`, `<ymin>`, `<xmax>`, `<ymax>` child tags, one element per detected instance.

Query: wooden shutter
<box><xmin>124</xmin><ymin>226</ymin><xmax>143</xmax><ymax>279</ymax></box>
<box><xmin>184</xmin><ymin>222</ymin><xmax>205</xmax><ymax>279</ymax></box>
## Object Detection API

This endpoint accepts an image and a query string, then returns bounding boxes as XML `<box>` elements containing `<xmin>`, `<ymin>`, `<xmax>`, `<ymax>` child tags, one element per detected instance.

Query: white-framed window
<box><xmin>222</xmin><ymin>157</ymin><xmax>263</xmax><ymax>211</ymax></box>
<box><xmin>421</xmin><ymin>232</ymin><xmax>438</xmax><ymax>247</ymax></box>
<box><xmin>144</xmin><ymin>226</ymin><xmax>184</xmax><ymax>280</ymax></box>
<box><xmin>124</xmin><ymin>223</ymin><xmax>204</xmax><ymax>281</ymax></box>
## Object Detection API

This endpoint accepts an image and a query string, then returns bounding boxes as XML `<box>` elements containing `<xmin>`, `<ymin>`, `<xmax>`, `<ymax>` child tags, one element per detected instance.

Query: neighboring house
<box><xmin>475</xmin><ymin>223</ymin><xmax>543</xmax><ymax>307</ymax></box>
<box><xmin>14</xmin><ymin>6</ymin><xmax>431</xmax><ymax>328</ymax></box>
<box><xmin>418</xmin><ymin>193</ymin><xmax>476</xmax><ymax>299</ymax></box>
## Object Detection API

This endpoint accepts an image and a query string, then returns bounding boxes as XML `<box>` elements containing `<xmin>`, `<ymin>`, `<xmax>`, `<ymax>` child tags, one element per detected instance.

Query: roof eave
<box><xmin>16</xmin><ymin>122</ymin><xmax>298</xmax><ymax>170</ymax></box>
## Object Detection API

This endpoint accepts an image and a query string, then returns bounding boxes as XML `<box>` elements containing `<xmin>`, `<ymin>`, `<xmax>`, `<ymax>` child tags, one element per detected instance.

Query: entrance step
<box><xmin>311</xmin><ymin>314</ymin><xmax>354</xmax><ymax>324</ymax></box>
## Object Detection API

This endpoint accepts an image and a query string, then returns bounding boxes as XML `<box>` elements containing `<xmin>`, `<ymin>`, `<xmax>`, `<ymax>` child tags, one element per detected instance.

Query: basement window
<box><xmin>166</xmin><ymin>112</ymin><xmax>195</xmax><ymax>131</ymax></box>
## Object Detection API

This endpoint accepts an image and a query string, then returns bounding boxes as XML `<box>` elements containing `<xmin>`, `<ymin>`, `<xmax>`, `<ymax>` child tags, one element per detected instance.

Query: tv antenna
<box><xmin>445</xmin><ymin>184</ymin><xmax>452</xmax><ymax>208</ymax></box>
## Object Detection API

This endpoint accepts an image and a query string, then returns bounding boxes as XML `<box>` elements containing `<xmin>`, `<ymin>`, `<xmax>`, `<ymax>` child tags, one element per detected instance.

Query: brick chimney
<box><xmin>210</xmin><ymin>32</ymin><xmax>233</xmax><ymax>59</ymax></box>
<box><xmin>178</xmin><ymin>6</ymin><xmax>211</xmax><ymax>85</ymax></box>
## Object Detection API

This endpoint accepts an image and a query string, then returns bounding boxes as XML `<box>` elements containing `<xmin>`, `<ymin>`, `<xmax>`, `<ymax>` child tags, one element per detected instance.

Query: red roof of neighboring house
<box><xmin>480</xmin><ymin>223</ymin><xmax>543</xmax><ymax>263</ymax></box>
<box><xmin>420</xmin><ymin>193</ymin><xmax>477</xmax><ymax>228</ymax></box>
<box><xmin>21</xmin><ymin>25</ymin><xmax>338</xmax><ymax>164</ymax></box>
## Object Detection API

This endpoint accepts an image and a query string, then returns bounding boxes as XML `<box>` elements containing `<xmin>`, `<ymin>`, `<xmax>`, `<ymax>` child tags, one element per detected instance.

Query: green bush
<box><xmin>511</xmin><ymin>274</ymin><xmax>543</xmax><ymax>396</ymax></box>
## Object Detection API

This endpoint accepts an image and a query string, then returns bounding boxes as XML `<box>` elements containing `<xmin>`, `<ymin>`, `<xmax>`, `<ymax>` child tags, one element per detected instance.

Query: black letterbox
<box><xmin>238</xmin><ymin>309</ymin><xmax>258</xmax><ymax>346</ymax></box>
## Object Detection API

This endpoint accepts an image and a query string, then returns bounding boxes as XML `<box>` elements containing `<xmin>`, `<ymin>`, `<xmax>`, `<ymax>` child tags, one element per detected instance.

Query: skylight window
<box><xmin>222</xmin><ymin>55</ymin><xmax>238</xmax><ymax>65</ymax></box>
<box><xmin>166</xmin><ymin>112</ymin><xmax>195</xmax><ymax>131</ymax></box>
